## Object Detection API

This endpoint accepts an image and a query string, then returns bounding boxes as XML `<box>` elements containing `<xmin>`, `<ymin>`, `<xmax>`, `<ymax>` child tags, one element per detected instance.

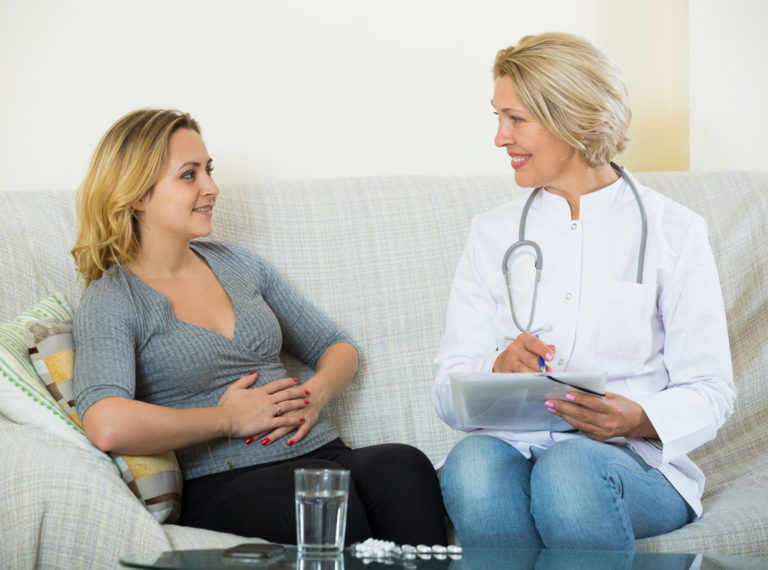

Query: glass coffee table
<box><xmin>120</xmin><ymin>545</ymin><xmax>768</xmax><ymax>569</ymax></box>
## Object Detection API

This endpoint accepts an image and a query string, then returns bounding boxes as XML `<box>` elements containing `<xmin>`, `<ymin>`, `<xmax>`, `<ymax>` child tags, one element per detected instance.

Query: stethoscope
<box><xmin>501</xmin><ymin>162</ymin><xmax>648</xmax><ymax>335</ymax></box>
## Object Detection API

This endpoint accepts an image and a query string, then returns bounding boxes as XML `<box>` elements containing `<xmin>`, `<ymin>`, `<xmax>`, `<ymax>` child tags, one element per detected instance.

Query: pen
<box><xmin>536</xmin><ymin>334</ymin><xmax>546</xmax><ymax>373</ymax></box>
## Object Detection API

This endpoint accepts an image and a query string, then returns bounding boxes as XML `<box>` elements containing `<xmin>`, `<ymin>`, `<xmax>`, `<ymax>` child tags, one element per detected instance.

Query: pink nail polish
<box><xmin>547</xmin><ymin>407</ymin><xmax>557</xmax><ymax>414</ymax></box>
<box><xmin>544</xmin><ymin>400</ymin><xmax>554</xmax><ymax>408</ymax></box>
<box><xmin>545</xmin><ymin>353</ymin><xmax>554</xmax><ymax>361</ymax></box>
<box><xmin>565</xmin><ymin>393</ymin><xmax>576</xmax><ymax>401</ymax></box>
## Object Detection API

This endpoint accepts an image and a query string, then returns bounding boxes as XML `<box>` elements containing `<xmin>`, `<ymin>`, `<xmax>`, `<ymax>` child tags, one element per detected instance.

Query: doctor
<box><xmin>433</xmin><ymin>32</ymin><xmax>735</xmax><ymax>551</ymax></box>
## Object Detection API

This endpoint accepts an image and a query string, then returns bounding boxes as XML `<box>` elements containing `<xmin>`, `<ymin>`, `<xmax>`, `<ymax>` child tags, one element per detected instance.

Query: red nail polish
<box><xmin>261</xmin><ymin>437</ymin><xmax>270</xmax><ymax>445</ymax></box>
<box><xmin>292</xmin><ymin>378</ymin><xmax>298</xmax><ymax>383</ymax></box>
<box><xmin>288</xmin><ymin>440</ymin><xmax>294</xmax><ymax>446</ymax></box>
<box><xmin>299</xmin><ymin>417</ymin><xmax>305</xmax><ymax>423</ymax></box>
<box><xmin>249</xmin><ymin>371</ymin><xmax>257</xmax><ymax>376</ymax></box>
<box><xmin>304</xmin><ymin>399</ymin><xmax>310</xmax><ymax>405</ymax></box>
<box><xmin>245</xmin><ymin>436</ymin><xmax>255</xmax><ymax>445</ymax></box>
<box><xmin>305</xmin><ymin>390</ymin><xmax>310</xmax><ymax>395</ymax></box>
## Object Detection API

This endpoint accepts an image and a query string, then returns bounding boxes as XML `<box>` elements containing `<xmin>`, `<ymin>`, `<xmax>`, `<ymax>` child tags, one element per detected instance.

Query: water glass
<box><xmin>294</xmin><ymin>468</ymin><xmax>350</xmax><ymax>555</ymax></box>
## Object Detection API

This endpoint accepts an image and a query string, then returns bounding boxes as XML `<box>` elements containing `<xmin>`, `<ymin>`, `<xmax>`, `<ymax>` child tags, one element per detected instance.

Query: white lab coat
<box><xmin>433</xmin><ymin>171</ymin><xmax>735</xmax><ymax>516</ymax></box>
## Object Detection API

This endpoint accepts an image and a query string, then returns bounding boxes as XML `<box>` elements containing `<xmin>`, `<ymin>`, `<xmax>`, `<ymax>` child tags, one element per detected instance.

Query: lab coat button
<box><xmin>570</xmin><ymin>222</ymin><xmax>578</xmax><ymax>230</ymax></box>
<box><xmin>565</xmin><ymin>292</ymin><xmax>573</xmax><ymax>300</ymax></box>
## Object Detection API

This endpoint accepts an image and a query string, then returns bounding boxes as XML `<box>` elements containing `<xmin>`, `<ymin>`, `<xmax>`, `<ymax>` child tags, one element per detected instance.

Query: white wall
<box><xmin>0</xmin><ymin>0</ymin><xmax>761</xmax><ymax>193</ymax></box>
<box><xmin>689</xmin><ymin>0</ymin><xmax>768</xmax><ymax>171</ymax></box>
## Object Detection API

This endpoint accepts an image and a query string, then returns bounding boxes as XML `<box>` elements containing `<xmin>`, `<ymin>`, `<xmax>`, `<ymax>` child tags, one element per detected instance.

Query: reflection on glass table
<box><xmin>120</xmin><ymin>545</ymin><xmax>768</xmax><ymax>570</ymax></box>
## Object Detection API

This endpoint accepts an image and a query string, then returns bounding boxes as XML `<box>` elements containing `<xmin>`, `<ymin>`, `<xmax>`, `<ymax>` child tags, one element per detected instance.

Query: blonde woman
<box><xmin>72</xmin><ymin>109</ymin><xmax>446</xmax><ymax>545</ymax></box>
<box><xmin>433</xmin><ymin>33</ymin><xmax>734</xmax><ymax>550</ymax></box>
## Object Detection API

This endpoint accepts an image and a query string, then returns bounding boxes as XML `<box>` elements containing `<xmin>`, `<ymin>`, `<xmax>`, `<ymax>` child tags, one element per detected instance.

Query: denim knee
<box><xmin>440</xmin><ymin>436</ymin><xmax>516</xmax><ymax>504</ymax></box>
<box><xmin>532</xmin><ymin>438</ymin><xmax>605</xmax><ymax>482</ymax></box>
<box><xmin>440</xmin><ymin>436</ymin><xmax>543</xmax><ymax>548</ymax></box>
<box><xmin>529</xmin><ymin>439</ymin><xmax>639</xmax><ymax>550</ymax></box>
<box><xmin>530</xmin><ymin>439</ymin><xmax>616</xmax><ymax>512</ymax></box>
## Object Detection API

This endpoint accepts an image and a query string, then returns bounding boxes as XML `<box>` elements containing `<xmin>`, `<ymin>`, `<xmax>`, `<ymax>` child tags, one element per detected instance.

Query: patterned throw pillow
<box><xmin>0</xmin><ymin>292</ymin><xmax>181</xmax><ymax>523</ymax></box>
<box><xmin>26</xmin><ymin>319</ymin><xmax>81</xmax><ymax>427</ymax></box>
<box><xmin>26</xmin><ymin>315</ymin><xmax>183</xmax><ymax>523</ymax></box>
<box><xmin>0</xmin><ymin>294</ymin><xmax>93</xmax><ymax>453</ymax></box>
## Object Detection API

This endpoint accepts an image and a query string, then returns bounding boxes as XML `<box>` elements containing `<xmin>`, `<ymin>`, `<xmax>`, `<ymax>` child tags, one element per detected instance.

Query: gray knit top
<box><xmin>73</xmin><ymin>240</ymin><xmax>351</xmax><ymax>479</ymax></box>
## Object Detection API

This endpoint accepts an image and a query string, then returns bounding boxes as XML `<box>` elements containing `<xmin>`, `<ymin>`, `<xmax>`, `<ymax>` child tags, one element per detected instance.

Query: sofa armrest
<box><xmin>0</xmin><ymin>417</ymin><xmax>171</xmax><ymax>569</ymax></box>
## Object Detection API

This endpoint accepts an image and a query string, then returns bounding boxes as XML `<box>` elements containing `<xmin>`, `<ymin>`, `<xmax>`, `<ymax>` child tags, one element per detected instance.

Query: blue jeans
<box><xmin>440</xmin><ymin>436</ymin><xmax>694</xmax><ymax>550</ymax></box>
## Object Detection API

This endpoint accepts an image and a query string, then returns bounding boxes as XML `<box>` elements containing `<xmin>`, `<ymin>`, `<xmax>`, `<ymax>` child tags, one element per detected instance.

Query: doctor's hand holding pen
<box><xmin>493</xmin><ymin>333</ymin><xmax>555</xmax><ymax>373</ymax></box>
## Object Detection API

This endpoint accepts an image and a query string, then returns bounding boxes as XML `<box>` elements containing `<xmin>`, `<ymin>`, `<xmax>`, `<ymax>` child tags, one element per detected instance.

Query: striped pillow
<box><xmin>0</xmin><ymin>293</ymin><xmax>92</xmax><ymax>452</ymax></box>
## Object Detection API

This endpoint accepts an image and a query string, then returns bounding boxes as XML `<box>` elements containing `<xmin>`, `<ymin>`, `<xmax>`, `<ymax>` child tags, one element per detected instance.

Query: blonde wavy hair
<box><xmin>71</xmin><ymin>109</ymin><xmax>200</xmax><ymax>287</ymax></box>
<box><xmin>493</xmin><ymin>32</ymin><xmax>631</xmax><ymax>167</ymax></box>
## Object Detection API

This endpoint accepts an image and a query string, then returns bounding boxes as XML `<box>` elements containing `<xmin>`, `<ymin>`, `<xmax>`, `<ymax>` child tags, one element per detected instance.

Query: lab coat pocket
<box><xmin>596</xmin><ymin>280</ymin><xmax>657</xmax><ymax>368</ymax></box>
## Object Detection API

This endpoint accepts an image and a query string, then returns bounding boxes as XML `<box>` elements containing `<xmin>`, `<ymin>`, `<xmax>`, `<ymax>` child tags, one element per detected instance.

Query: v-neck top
<box><xmin>73</xmin><ymin>240</ymin><xmax>350</xmax><ymax>479</ymax></box>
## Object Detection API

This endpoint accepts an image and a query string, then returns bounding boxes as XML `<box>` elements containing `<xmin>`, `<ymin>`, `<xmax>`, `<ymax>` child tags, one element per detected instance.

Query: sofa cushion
<box><xmin>24</xmin><ymin>308</ymin><xmax>183</xmax><ymax>524</ymax></box>
<box><xmin>0</xmin><ymin>415</ymin><xmax>173</xmax><ymax>568</ymax></box>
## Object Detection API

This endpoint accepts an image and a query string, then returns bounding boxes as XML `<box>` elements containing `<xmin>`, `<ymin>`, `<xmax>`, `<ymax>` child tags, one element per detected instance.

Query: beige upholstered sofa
<box><xmin>1</xmin><ymin>171</ymin><xmax>767</xmax><ymax>568</ymax></box>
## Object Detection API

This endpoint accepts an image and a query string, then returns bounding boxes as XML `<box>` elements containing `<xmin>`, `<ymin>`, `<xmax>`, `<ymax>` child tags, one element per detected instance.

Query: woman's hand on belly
<box><xmin>218</xmin><ymin>372</ymin><xmax>310</xmax><ymax>441</ymax></box>
<box><xmin>257</xmin><ymin>388</ymin><xmax>322</xmax><ymax>448</ymax></box>
<box><xmin>254</xmin><ymin>342</ymin><xmax>358</xmax><ymax>448</ymax></box>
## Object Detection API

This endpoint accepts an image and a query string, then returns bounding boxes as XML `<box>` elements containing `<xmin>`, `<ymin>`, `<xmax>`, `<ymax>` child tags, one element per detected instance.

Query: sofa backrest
<box><xmin>1</xmin><ymin>172</ymin><xmax>766</xmax><ymax>488</ymax></box>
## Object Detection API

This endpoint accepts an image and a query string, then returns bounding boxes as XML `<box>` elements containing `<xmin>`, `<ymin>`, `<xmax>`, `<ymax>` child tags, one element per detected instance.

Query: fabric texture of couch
<box><xmin>1</xmin><ymin>171</ymin><xmax>767</xmax><ymax>567</ymax></box>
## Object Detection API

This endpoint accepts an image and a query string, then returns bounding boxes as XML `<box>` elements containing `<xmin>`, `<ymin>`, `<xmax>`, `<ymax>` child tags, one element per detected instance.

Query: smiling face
<box><xmin>133</xmin><ymin>127</ymin><xmax>218</xmax><ymax>244</ymax></box>
<box><xmin>492</xmin><ymin>75</ymin><xmax>586</xmax><ymax>191</ymax></box>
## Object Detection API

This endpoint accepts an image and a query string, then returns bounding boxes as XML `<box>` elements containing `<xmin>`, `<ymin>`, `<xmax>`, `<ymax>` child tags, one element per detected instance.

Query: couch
<box><xmin>1</xmin><ymin>171</ymin><xmax>767</xmax><ymax>568</ymax></box>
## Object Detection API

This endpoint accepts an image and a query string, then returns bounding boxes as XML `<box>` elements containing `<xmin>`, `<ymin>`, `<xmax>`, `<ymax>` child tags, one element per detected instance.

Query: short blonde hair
<box><xmin>493</xmin><ymin>32</ymin><xmax>631</xmax><ymax>167</ymax></box>
<box><xmin>71</xmin><ymin>109</ymin><xmax>200</xmax><ymax>287</ymax></box>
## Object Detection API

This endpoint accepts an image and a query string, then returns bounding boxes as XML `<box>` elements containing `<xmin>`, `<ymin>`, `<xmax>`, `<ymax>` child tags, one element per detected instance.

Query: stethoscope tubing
<box><xmin>501</xmin><ymin>163</ymin><xmax>647</xmax><ymax>335</ymax></box>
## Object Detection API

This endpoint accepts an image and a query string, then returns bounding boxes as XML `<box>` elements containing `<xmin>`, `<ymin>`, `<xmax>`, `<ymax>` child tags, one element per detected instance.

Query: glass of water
<box><xmin>294</xmin><ymin>468</ymin><xmax>350</xmax><ymax>556</ymax></box>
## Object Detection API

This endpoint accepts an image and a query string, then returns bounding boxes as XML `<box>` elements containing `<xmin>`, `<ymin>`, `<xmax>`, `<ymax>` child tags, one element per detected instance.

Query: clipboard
<box><xmin>449</xmin><ymin>371</ymin><xmax>607</xmax><ymax>432</ymax></box>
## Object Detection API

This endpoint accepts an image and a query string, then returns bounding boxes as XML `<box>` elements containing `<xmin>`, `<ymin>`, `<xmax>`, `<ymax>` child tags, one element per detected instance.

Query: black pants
<box><xmin>181</xmin><ymin>438</ymin><xmax>447</xmax><ymax>546</ymax></box>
